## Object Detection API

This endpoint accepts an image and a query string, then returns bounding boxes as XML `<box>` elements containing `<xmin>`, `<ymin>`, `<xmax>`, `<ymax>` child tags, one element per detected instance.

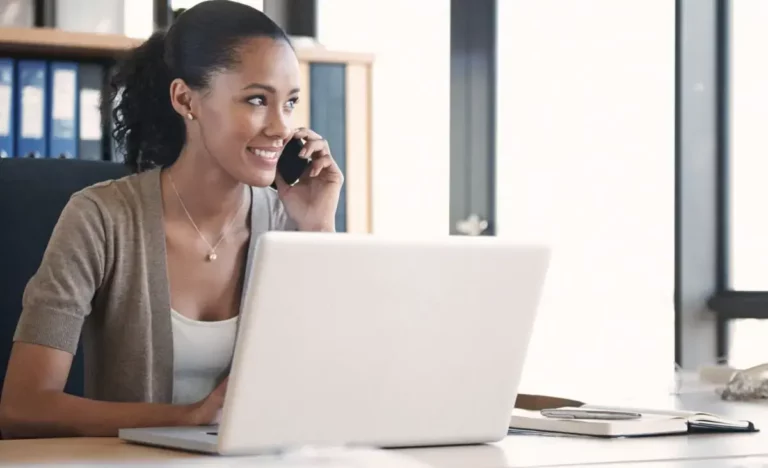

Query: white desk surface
<box><xmin>554</xmin><ymin>458</ymin><xmax>768</xmax><ymax>468</ymax></box>
<box><xmin>2</xmin><ymin>391</ymin><xmax>768</xmax><ymax>467</ymax></box>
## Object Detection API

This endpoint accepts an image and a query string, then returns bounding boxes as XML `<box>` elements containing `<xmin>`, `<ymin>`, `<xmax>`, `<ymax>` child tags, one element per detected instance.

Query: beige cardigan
<box><xmin>13</xmin><ymin>168</ymin><xmax>295</xmax><ymax>403</ymax></box>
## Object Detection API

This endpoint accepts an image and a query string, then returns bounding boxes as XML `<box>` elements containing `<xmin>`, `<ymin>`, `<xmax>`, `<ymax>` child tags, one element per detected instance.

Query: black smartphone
<box><xmin>271</xmin><ymin>137</ymin><xmax>310</xmax><ymax>189</ymax></box>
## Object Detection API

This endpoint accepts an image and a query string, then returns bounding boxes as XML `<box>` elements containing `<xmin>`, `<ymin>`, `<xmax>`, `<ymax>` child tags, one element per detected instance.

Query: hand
<box><xmin>275</xmin><ymin>128</ymin><xmax>344</xmax><ymax>232</ymax></box>
<box><xmin>186</xmin><ymin>377</ymin><xmax>228</xmax><ymax>426</ymax></box>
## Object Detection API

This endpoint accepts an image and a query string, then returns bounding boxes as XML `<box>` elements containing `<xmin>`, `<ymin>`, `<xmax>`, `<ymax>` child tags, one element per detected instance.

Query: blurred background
<box><xmin>0</xmin><ymin>0</ymin><xmax>765</xmax><ymax>401</ymax></box>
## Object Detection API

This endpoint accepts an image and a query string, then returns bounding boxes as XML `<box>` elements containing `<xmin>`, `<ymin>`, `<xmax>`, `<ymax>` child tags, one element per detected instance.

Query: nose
<box><xmin>263</xmin><ymin>106</ymin><xmax>292</xmax><ymax>141</ymax></box>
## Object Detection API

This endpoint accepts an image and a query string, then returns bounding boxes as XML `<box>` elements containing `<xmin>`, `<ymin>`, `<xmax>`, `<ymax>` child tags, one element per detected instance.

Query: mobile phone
<box><xmin>271</xmin><ymin>137</ymin><xmax>310</xmax><ymax>189</ymax></box>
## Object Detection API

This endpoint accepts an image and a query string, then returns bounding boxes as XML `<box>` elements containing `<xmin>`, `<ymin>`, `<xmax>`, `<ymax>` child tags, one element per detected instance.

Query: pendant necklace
<box><xmin>168</xmin><ymin>171</ymin><xmax>245</xmax><ymax>262</ymax></box>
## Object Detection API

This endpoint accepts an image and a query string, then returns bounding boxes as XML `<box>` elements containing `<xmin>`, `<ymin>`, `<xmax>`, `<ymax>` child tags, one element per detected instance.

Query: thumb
<box><xmin>216</xmin><ymin>376</ymin><xmax>228</xmax><ymax>394</ymax></box>
<box><xmin>209</xmin><ymin>376</ymin><xmax>228</xmax><ymax>403</ymax></box>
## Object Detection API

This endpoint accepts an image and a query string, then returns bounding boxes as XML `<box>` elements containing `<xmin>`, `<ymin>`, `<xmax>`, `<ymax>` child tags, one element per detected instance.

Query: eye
<box><xmin>285</xmin><ymin>97</ymin><xmax>299</xmax><ymax>110</ymax></box>
<box><xmin>248</xmin><ymin>95</ymin><xmax>266</xmax><ymax>106</ymax></box>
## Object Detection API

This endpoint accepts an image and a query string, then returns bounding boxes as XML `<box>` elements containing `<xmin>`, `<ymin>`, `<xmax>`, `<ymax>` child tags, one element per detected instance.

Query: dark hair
<box><xmin>103</xmin><ymin>0</ymin><xmax>291</xmax><ymax>172</ymax></box>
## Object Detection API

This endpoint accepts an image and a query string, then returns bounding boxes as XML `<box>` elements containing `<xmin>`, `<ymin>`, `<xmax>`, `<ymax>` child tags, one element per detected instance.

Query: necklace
<box><xmin>167</xmin><ymin>171</ymin><xmax>246</xmax><ymax>262</ymax></box>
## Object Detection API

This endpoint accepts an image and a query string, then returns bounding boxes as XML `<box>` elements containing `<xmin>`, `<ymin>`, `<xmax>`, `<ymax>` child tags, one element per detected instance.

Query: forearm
<box><xmin>0</xmin><ymin>390</ymin><xmax>194</xmax><ymax>439</ymax></box>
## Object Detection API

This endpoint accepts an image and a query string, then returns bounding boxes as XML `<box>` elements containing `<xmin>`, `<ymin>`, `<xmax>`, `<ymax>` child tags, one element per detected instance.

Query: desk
<box><xmin>2</xmin><ymin>392</ymin><xmax>768</xmax><ymax>467</ymax></box>
<box><xmin>480</xmin><ymin>391</ymin><xmax>768</xmax><ymax>467</ymax></box>
<box><xmin>560</xmin><ymin>458</ymin><xmax>768</xmax><ymax>467</ymax></box>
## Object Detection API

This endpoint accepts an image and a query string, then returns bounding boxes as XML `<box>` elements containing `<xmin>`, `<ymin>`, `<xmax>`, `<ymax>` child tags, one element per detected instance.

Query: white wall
<box><xmin>316</xmin><ymin>0</ymin><xmax>451</xmax><ymax>236</ymax></box>
<box><xmin>496</xmin><ymin>0</ymin><xmax>676</xmax><ymax>400</ymax></box>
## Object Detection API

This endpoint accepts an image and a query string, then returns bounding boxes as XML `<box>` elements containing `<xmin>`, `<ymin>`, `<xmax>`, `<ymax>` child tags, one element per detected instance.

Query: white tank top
<box><xmin>170</xmin><ymin>309</ymin><xmax>239</xmax><ymax>405</ymax></box>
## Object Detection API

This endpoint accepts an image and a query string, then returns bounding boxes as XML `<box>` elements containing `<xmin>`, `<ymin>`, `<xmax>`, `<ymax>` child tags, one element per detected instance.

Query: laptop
<box><xmin>119</xmin><ymin>231</ymin><xmax>550</xmax><ymax>456</ymax></box>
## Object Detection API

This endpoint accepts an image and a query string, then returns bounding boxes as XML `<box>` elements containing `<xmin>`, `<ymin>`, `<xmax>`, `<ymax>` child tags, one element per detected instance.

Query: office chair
<box><xmin>0</xmin><ymin>158</ymin><xmax>130</xmax><ymax>399</ymax></box>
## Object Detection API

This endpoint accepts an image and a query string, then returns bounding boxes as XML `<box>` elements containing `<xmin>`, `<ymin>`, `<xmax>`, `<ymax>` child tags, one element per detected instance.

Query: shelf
<box><xmin>293</xmin><ymin>42</ymin><xmax>374</xmax><ymax>65</ymax></box>
<box><xmin>0</xmin><ymin>27</ymin><xmax>141</xmax><ymax>59</ymax></box>
<box><xmin>0</xmin><ymin>27</ymin><xmax>374</xmax><ymax>64</ymax></box>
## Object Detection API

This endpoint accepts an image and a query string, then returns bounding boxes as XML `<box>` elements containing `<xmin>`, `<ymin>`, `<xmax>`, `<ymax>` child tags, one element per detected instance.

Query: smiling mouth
<box><xmin>247</xmin><ymin>147</ymin><xmax>279</xmax><ymax>161</ymax></box>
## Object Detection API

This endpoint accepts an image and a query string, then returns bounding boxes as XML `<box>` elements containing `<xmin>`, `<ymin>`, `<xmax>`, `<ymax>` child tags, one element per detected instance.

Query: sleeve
<box><xmin>13</xmin><ymin>193</ymin><xmax>107</xmax><ymax>355</ymax></box>
<box><xmin>264</xmin><ymin>187</ymin><xmax>299</xmax><ymax>231</ymax></box>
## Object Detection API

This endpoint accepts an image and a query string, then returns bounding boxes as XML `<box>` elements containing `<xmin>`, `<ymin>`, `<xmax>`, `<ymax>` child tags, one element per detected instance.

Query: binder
<box><xmin>0</xmin><ymin>58</ymin><xmax>15</xmax><ymax>159</ymax></box>
<box><xmin>15</xmin><ymin>60</ymin><xmax>47</xmax><ymax>158</ymax></box>
<box><xmin>77</xmin><ymin>63</ymin><xmax>105</xmax><ymax>161</ymax></box>
<box><xmin>48</xmin><ymin>61</ymin><xmax>79</xmax><ymax>159</ymax></box>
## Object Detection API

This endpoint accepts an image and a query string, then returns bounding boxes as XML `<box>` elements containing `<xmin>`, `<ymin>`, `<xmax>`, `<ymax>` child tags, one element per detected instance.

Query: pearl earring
<box><xmin>186</xmin><ymin>113</ymin><xmax>194</xmax><ymax>120</ymax></box>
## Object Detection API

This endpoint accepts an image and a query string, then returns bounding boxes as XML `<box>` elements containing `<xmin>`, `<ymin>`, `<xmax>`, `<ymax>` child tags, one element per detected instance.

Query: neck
<box><xmin>162</xmin><ymin>146</ymin><xmax>247</xmax><ymax>229</ymax></box>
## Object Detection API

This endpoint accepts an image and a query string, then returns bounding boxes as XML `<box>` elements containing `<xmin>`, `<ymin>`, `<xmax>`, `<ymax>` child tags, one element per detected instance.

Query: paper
<box><xmin>52</xmin><ymin>69</ymin><xmax>76</xmax><ymax>121</ymax></box>
<box><xmin>79</xmin><ymin>89</ymin><xmax>103</xmax><ymax>141</ymax></box>
<box><xmin>21</xmin><ymin>85</ymin><xmax>43</xmax><ymax>139</ymax></box>
<box><xmin>0</xmin><ymin>84</ymin><xmax>10</xmax><ymax>136</ymax></box>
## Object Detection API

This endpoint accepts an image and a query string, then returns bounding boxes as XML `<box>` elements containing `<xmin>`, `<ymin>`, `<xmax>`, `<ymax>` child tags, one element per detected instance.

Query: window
<box><xmin>496</xmin><ymin>0</ymin><xmax>675</xmax><ymax>399</ymax></box>
<box><xmin>729</xmin><ymin>0</ymin><xmax>768</xmax><ymax>291</ymax></box>
<box><xmin>721</xmin><ymin>0</ymin><xmax>768</xmax><ymax>368</ymax></box>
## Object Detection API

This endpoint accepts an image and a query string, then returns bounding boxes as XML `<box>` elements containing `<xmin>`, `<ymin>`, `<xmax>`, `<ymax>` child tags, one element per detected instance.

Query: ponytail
<box><xmin>103</xmin><ymin>31</ymin><xmax>185</xmax><ymax>172</ymax></box>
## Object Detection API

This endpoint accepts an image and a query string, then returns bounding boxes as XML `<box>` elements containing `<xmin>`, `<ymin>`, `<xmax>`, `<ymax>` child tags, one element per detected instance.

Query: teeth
<box><xmin>249</xmin><ymin>148</ymin><xmax>278</xmax><ymax>160</ymax></box>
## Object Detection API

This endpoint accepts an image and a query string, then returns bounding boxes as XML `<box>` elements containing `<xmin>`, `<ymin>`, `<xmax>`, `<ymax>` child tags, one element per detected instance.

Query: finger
<box><xmin>215</xmin><ymin>376</ymin><xmax>228</xmax><ymax>392</ymax></box>
<box><xmin>292</xmin><ymin>127</ymin><xmax>323</xmax><ymax>141</ymax></box>
<box><xmin>202</xmin><ymin>381</ymin><xmax>227</xmax><ymax>416</ymax></box>
<box><xmin>299</xmin><ymin>139</ymin><xmax>329</xmax><ymax>159</ymax></box>
<box><xmin>309</xmin><ymin>153</ymin><xmax>333</xmax><ymax>177</ymax></box>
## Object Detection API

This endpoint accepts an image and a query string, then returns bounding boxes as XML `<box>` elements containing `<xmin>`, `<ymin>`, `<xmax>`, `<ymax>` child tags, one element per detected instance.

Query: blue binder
<box><xmin>15</xmin><ymin>60</ymin><xmax>48</xmax><ymax>159</ymax></box>
<box><xmin>48</xmin><ymin>61</ymin><xmax>79</xmax><ymax>159</ymax></box>
<box><xmin>77</xmin><ymin>63</ymin><xmax>105</xmax><ymax>161</ymax></box>
<box><xmin>0</xmin><ymin>58</ymin><xmax>15</xmax><ymax>159</ymax></box>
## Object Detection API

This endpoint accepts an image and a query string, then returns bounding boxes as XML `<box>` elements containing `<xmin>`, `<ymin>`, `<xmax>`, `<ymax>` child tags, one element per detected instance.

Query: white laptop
<box><xmin>119</xmin><ymin>232</ymin><xmax>550</xmax><ymax>456</ymax></box>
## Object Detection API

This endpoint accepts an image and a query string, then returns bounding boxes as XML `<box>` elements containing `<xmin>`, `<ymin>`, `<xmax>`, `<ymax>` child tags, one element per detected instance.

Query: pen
<box><xmin>540</xmin><ymin>408</ymin><xmax>642</xmax><ymax>420</ymax></box>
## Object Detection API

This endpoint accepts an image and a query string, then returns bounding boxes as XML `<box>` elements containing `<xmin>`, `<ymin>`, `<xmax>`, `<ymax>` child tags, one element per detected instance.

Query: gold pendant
<box><xmin>206</xmin><ymin>252</ymin><xmax>218</xmax><ymax>262</ymax></box>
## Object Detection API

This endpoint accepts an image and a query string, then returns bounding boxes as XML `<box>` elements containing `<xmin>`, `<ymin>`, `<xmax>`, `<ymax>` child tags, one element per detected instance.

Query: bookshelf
<box><xmin>0</xmin><ymin>27</ymin><xmax>374</xmax><ymax>64</ymax></box>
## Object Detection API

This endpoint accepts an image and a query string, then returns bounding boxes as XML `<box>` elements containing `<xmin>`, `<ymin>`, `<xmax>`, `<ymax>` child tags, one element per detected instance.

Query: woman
<box><xmin>0</xmin><ymin>0</ymin><xmax>342</xmax><ymax>439</ymax></box>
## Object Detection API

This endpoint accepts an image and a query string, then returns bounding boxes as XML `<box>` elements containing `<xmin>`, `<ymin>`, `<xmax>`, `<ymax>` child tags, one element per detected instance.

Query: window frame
<box><xmin>676</xmin><ymin>0</ymin><xmax>730</xmax><ymax>367</ymax></box>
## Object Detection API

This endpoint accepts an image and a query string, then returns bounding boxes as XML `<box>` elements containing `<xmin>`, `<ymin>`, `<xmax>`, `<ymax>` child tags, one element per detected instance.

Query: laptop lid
<box><xmin>218</xmin><ymin>232</ymin><xmax>550</xmax><ymax>455</ymax></box>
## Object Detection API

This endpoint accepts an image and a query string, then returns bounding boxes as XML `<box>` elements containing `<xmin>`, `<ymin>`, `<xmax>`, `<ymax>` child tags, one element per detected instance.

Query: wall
<box><xmin>316</xmin><ymin>0</ymin><xmax>451</xmax><ymax>235</ymax></box>
<box><xmin>496</xmin><ymin>0</ymin><xmax>676</xmax><ymax>400</ymax></box>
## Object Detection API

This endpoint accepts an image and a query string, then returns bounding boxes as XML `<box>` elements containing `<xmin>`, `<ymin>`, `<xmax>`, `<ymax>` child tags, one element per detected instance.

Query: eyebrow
<box><xmin>243</xmin><ymin>83</ymin><xmax>300</xmax><ymax>94</ymax></box>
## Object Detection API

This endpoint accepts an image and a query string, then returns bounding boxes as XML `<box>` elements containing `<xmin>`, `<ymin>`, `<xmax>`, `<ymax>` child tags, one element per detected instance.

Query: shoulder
<box><xmin>66</xmin><ymin>168</ymin><xmax>160</xmax><ymax>225</ymax></box>
<box><xmin>251</xmin><ymin>185</ymin><xmax>280</xmax><ymax>212</ymax></box>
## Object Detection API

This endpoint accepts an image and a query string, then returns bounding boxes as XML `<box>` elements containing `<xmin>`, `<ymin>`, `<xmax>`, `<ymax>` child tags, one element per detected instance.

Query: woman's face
<box><xmin>194</xmin><ymin>37</ymin><xmax>300</xmax><ymax>187</ymax></box>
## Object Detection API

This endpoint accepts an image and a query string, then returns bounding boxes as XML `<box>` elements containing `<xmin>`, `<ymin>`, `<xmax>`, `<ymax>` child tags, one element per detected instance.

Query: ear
<box><xmin>170</xmin><ymin>78</ymin><xmax>195</xmax><ymax>120</ymax></box>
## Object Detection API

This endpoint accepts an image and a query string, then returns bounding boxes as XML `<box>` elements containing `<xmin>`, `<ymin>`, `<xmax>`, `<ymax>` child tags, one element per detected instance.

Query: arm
<box><xmin>0</xmin><ymin>194</ymin><xmax>223</xmax><ymax>438</ymax></box>
<box><xmin>0</xmin><ymin>343</ymin><xmax>217</xmax><ymax>438</ymax></box>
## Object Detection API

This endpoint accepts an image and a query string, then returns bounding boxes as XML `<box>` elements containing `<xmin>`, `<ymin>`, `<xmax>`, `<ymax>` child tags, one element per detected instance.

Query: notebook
<box><xmin>508</xmin><ymin>404</ymin><xmax>757</xmax><ymax>438</ymax></box>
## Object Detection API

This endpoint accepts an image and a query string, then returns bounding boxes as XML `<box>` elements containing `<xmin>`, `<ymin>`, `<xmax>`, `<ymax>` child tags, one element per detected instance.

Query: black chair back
<box><xmin>0</xmin><ymin>158</ymin><xmax>130</xmax><ymax>397</ymax></box>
